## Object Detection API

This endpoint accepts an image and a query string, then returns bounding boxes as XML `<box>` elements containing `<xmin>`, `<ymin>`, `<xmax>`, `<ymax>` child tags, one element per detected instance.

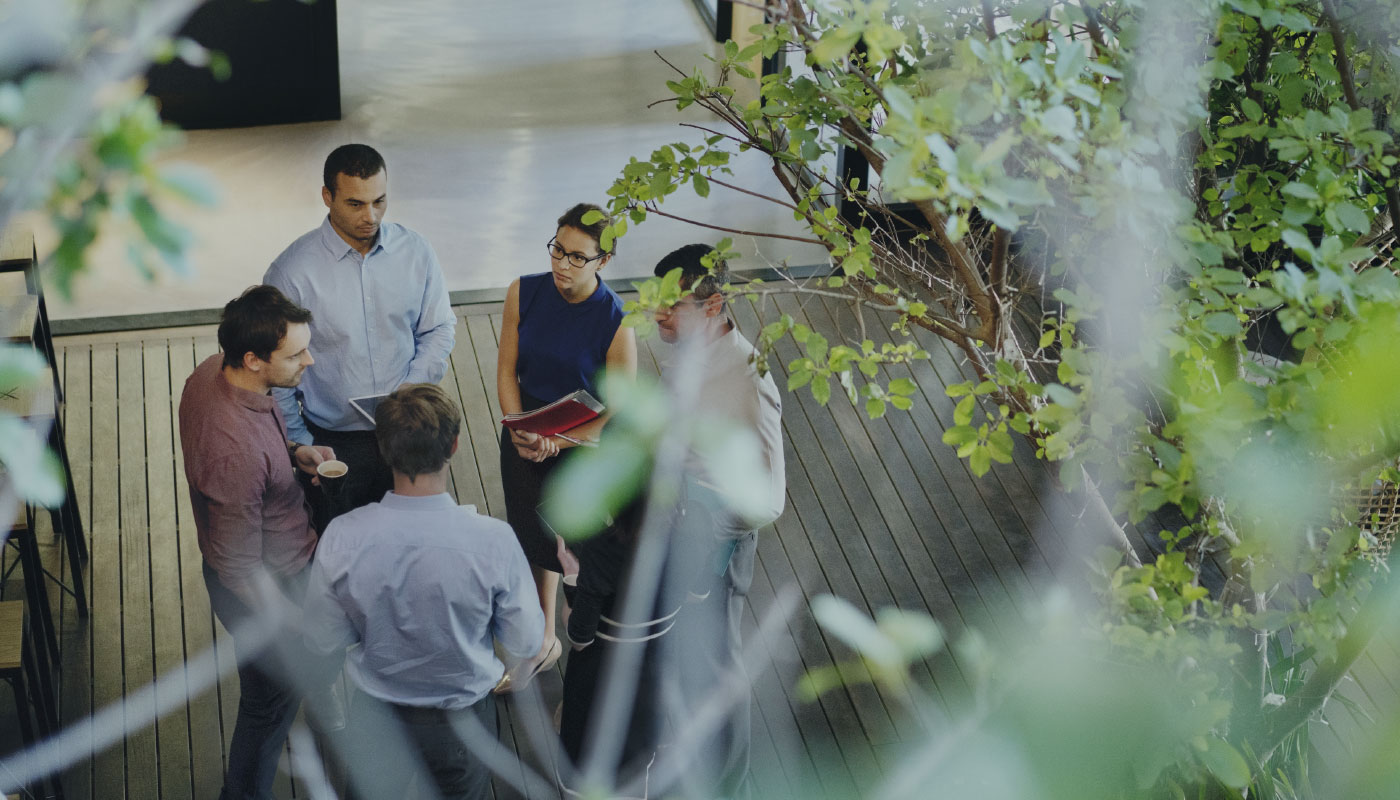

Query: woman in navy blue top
<box><xmin>496</xmin><ymin>203</ymin><xmax>637</xmax><ymax>684</ymax></box>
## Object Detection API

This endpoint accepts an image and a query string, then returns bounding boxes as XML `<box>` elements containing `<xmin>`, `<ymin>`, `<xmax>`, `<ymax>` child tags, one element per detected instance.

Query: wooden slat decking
<box><xmin>10</xmin><ymin>292</ymin><xmax>1343</xmax><ymax>798</ymax></box>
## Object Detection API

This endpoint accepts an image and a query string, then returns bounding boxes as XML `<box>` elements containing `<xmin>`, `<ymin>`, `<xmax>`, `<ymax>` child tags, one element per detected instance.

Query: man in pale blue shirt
<box><xmin>264</xmin><ymin>144</ymin><xmax>456</xmax><ymax>522</ymax></box>
<box><xmin>303</xmin><ymin>384</ymin><xmax>544</xmax><ymax>800</ymax></box>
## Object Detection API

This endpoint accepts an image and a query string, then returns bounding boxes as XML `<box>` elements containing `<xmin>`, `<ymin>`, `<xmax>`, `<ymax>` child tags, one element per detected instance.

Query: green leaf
<box><xmin>810</xmin><ymin>27</ymin><xmax>862</xmax><ymax>65</ymax></box>
<box><xmin>888</xmin><ymin>378</ymin><xmax>917</xmax><ymax>396</ymax></box>
<box><xmin>811</xmin><ymin>594</ymin><xmax>900</xmax><ymax>667</ymax></box>
<box><xmin>969</xmin><ymin>445</ymin><xmax>992</xmax><ymax>477</ymax></box>
<box><xmin>0</xmin><ymin>416</ymin><xmax>66</xmax><ymax>507</ymax></box>
<box><xmin>988</xmin><ymin>429</ymin><xmax>1014</xmax><ymax>463</ymax></box>
<box><xmin>954</xmin><ymin>395</ymin><xmax>976</xmax><ymax>426</ymax></box>
<box><xmin>692</xmin><ymin>173</ymin><xmax>710</xmax><ymax>198</ymax></box>
<box><xmin>942</xmin><ymin>425</ymin><xmax>978</xmax><ymax>447</ymax></box>
<box><xmin>811</xmin><ymin>376</ymin><xmax>832</xmax><ymax>406</ymax></box>
<box><xmin>1332</xmin><ymin>201</ymin><xmax>1369</xmax><ymax>233</ymax></box>
<box><xmin>865</xmin><ymin>397</ymin><xmax>886</xmax><ymax>419</ymax></box>
<box><xmin>1202</xmin><ymin>312</ymin><xmax>1243</xmax><ymax>337</ymax></box>
<box><xmin>1281</xmin><ymin>182</ymin><xmax>1320</xmax><ymax>201</ymax></box>
<box><xmin>1199</xmin><ymin>737</ymin><xmax>1251</xmax><ymax>789</ymax></box>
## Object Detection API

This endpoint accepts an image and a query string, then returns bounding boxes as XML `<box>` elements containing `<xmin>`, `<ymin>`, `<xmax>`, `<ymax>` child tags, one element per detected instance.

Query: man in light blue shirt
<box><xmin>303</xmin><ymin>384</ymin><xmax>544</xmax><ymax>800</ymax></box>
<box><xmin>264</xmin><ymin>144</ymin><xmax>456</xmax><ymax>520</ymax></box>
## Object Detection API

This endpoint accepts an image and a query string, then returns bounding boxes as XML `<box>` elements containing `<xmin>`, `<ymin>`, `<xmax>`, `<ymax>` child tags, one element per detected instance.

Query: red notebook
<box><xmin>500</xmin><ymin>389</ymin><xmax>604</xmax><ymax>436</ymax></box>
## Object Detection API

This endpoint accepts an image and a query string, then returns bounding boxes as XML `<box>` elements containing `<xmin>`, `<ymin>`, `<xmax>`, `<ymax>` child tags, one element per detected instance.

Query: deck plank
<box><xmin>88</xmin><ymin>341</ymin><xmax>124</xmax><ymax>795</ymax></box>
<box><xmin>117</xmin><ymin>340</ymin><xmax>160</xmax><ymax>797</ymax></box>
<box><xmin>58</xmin><ymin>343</ymin><xmax>94</xmax><ymax>800</ymax></box>
<box><xmin>444</xmin><ymin>314</ymin><xmax>497</xmax><ymax>515</ymax></box>
<box><xmin>144</xmin><ymin>338</ymin><xmax>194</xmax><ymax>799</ymax></box>
<box><xmin>464</xmin><ymin>315</ymin><xmax>508</xmax><ymax>519</ymax></box>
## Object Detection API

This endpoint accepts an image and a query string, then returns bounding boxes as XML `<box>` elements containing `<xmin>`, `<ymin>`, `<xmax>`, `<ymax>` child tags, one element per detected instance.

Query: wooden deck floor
<box><xmin>13</xmin><ymin>292</ymin><xmax>1384</xmax><ymax>797</ymax></box>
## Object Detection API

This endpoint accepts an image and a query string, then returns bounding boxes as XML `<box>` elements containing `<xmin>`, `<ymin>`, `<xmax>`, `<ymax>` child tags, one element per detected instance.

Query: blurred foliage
<box><xmin>593</xmin><ymin>0</ymin><xmax>1400</xmax><ymax>796</ymax></box>
<box><xmin>0</xmin><ymin>0</ymin><xmax>216</xmax><ymax>507</ymax></box>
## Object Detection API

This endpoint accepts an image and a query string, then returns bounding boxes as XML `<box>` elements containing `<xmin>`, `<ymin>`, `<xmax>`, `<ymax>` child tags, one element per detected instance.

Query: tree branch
<box><xmin>980</xmin><ymin>0</ymin><xmax>998</xmax><ymax>40</ymax></box>
<box><xmin>702</xmin><ymin>175</ymin><xmax>802</xmax><ymax>211</ymax></box>
<box><xmin>641</xmin><ymin>203</ymin><xmax>827</xmax><ymax>246</ymax></box>
<box><xmin>1318</xmin><ymin>0</ymin><xmax>1400</xmax><ymax>235</ymax></box>
<box><xmin>988</xmin><ymin>227</ymin><xmax>1010</xmax><ymax>300</ymax></box>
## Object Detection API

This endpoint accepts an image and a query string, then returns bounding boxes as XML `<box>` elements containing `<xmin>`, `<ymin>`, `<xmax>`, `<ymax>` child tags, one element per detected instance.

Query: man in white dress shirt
<box><xmin>652</xmin><ymin>244</ymin><xmax>785</xmax><ymax>799</ymax></box>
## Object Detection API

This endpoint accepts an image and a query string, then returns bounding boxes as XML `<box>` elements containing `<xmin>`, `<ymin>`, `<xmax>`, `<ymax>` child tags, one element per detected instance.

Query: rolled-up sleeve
<box><xmin>403</xmin><ymin>245</ymin><xmax>455</xmax><ymax>386</ymax></box>
<box><xmin>491</xmin><ymin>543</ymin><xmax>546</xmax><ymax>660</ymax></box>
<box><xmin>302</xmin><ymin>543</ymin><xmax>358</xmax><ymax>656</ymax></box>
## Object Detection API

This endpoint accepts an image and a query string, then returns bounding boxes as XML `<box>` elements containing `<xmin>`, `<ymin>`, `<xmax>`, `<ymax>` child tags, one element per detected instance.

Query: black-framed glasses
<box><xmin>547</xmin><ymin>238</ymin><xmax>608</xmax><ymax>269</ymax></box>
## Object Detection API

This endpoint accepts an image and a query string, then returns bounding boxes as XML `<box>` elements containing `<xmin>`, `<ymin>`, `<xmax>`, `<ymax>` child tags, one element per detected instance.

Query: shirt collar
<box><xmin>317</xmin><ymin>216</ymin><xmax>389</xmax><ymax>261</ymax></box>
<box><xmin>663</xmin><ymin>321</ymin><xmax>738</xmax><ymax>371</ymax></box>
<box><xmin>378</xmin><ymin>491</ymin><xmax>458</xmax><ymax>511</ymax></box>
<box><xmin>215</xmin><ymin>365</ymin><xmax>277</xmax><ymax>413</ymax></box>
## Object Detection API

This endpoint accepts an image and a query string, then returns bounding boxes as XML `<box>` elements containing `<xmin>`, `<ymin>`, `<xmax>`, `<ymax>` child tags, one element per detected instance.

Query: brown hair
<box><xmin>218</xmin><ymin>285</ymin><xmax>313</xmax><ymax>369</ymax></box>
<box><xmin>375</xmin><ymin>384</ymin><xmax>461</xmax><ymax>481</ymax></box>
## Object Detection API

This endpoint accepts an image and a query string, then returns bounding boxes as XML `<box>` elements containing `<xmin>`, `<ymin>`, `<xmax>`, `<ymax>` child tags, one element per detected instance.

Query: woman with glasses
<box><xmin>495</xmin><ymin>202</ymin><xmax>637</xmax><ymax>688</ymax></box>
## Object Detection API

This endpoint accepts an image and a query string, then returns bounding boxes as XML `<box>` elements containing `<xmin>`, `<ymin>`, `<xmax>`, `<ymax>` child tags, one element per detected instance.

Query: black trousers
<box><xmin>307</xmin><ymin>422</ymin><xmax>394</xmax><ymax>530</ymax></box>
<box><xmin>560</xmin><ymin>631</ymin><xmax>665</xmax><ymax>789</ymax></box>
<box><xmin>498</xmin><ymin>424</ymin><xmax>572</xmax><ymax>572</ymax></box>
<box><xmin>343</xmin><ymin>690</ymin><xmax>498</xmax><ymax>800</ymax></box>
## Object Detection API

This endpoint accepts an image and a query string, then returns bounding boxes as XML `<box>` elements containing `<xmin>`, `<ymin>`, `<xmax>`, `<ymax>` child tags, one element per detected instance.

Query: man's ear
<box><xmin>241</xmin><ymin>351</ymin><xmax>263</xmax><ymax>373</ymax></box>
<box><xmin>450</xmin><ymin>435</ymin><xmax>460</xmax><ymax>456</ymax></box>
<box><xmin>322</xmin><ymin>185</ymin><xmax>334</xmax><ymax>209</ymax></box>
<box><xmin>702</xmin><ymin>292</ymin><xmax>724</xmax><ymax>318</ymax></box>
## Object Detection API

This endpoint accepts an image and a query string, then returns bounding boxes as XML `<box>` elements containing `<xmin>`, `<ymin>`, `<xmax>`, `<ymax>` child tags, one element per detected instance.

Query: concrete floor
<box><xmin>43</xmin><ymin>0</ymin><xmax>827</xmax><ymax>320</ymax></box>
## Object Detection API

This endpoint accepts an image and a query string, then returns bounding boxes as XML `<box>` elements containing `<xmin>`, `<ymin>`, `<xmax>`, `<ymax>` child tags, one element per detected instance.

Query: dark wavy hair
<box><xmin>557</xmin><ymin>203</ymin><xmax>615</xmax><ymax>254</ymax></box>
<box><xmin>218</xmin><ymin>285</ymin><xmax>312</xmax><ymax>369</ymax></box>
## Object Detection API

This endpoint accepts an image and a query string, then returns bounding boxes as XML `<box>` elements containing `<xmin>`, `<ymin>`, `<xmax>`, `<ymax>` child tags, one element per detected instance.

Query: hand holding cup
<box><xmin>316</xmin><ymin>459</ymin><xmax>349</xmax><ymax>497</ymax></box>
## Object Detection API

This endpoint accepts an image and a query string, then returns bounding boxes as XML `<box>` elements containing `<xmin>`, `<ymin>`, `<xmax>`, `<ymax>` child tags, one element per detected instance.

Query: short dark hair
<box><xmin>655</xmin><ymin>243</ymin><xmax>728</xmax><ymax>302</ymax></box>
<box><xmin>218</xmin><ymin>285</ymin><xmax>313</xmax><ymax>369</ymax></box>
<box><xmin>323</xmin><ymin>144</ymin><xmax>386</xmax><ymax>197</ymax></box>
<box><xmin>557</xmin><ymin>203</ymin><xmax>616</xmax><ymax>254</ymax></box>
<box><xmin>375</xmin><ymin>384</ymin><xmax>461</xmax><ymax>481</ymax></box>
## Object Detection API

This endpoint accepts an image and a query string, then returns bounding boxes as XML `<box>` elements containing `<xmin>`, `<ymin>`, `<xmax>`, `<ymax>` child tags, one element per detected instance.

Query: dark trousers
<box><xmin>499</xmin><ymin>425</ymin><xmax>568</xmax><ymax>571</ymax></box>
<box><xmin>203</xmin><ymin>563</ymin><xmax>305</xmax><ymax>800</ymax></box>
<box><xmin>560</xmin><ymin>636</ymin><xmax>664</xmax><ymax>773</ymax></box>
<box><xmin>343</xmin><ymin>689</ymin><xmax>497</xmax><ymax>800</ymax></box>
<box><xmin>307</xmin><ymin>422</ymin><xmax>394</xmax><ymax>529</ymax></box>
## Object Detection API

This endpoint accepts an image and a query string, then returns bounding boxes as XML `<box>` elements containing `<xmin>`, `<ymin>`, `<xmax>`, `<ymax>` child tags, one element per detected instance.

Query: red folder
<box><xmin>500</xmin><ymin>389</ymin><xmax>604</xmax><ymax>436</ymax></box>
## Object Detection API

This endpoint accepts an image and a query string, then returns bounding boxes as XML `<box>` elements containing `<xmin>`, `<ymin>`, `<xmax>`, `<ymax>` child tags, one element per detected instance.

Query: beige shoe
<box><xmin>494</xmin><ymin>636</ymin><xmax>562</xmax><ymax>694</ymax></box>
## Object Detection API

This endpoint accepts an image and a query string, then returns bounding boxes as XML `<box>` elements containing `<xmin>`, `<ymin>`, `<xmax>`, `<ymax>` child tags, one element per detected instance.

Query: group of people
<box><xmin>178</xmin><ymin>144</ymin><xmax>785</xmax><ymax>800</ymax></box>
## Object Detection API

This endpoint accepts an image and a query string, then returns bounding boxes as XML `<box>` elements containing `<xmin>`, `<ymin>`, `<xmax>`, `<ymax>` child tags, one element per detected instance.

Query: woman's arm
<box><xmin>548</xmin><ymin>324</ymin><xmax>638</xmax><ymax>451</ymax></box>
<box><xmin>497</xmin><ymin>280</ymin><xmax>546</xmax><ymax>460</ymax></box>
<box><xmin>496</xmin><ymin>279</ymin><xmax>524</xmax><ymax>417</ymax></box>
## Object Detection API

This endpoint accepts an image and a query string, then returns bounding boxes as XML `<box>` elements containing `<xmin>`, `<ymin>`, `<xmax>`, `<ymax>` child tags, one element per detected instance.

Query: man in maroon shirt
<box><xmin>179</xmin><ymin>285</ymin><xmax>335</xmax><ymax>800</ymax></box>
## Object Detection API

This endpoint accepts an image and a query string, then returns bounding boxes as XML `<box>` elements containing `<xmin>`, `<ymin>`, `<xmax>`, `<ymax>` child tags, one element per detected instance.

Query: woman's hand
<box><xmin>529</xmin><ymin>435</ymin><xmax>560</xmax><ymax>462</ymax></box>
<box><xmin>513</xmin><ymin>430</ymin><xmax>559</xmax><ymax>462</ymax></box>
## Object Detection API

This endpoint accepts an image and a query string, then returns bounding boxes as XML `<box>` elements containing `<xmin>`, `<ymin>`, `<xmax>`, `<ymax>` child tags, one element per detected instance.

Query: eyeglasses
<box><xmin>547</xmin><ymin>239</ymin><xmax>608</xmax><ymax>269</ymax></box>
